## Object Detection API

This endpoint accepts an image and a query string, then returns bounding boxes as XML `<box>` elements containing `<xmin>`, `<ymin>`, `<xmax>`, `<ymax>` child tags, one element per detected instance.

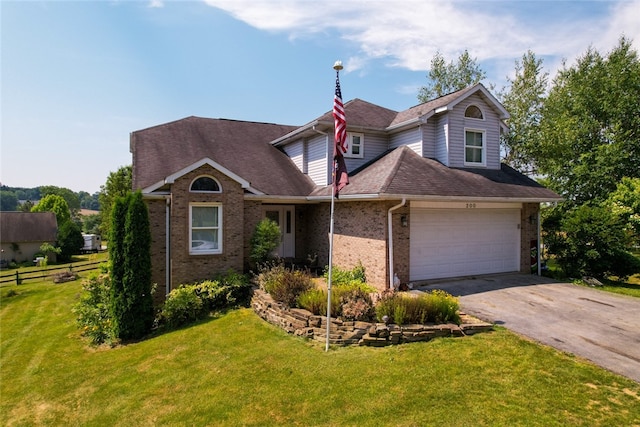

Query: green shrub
<box><xmin>256</xmin><ymin>264</ymin><xmax>313</xmax><ymax>307</ymax></box>
<box><xmin>194</xmin><ymin>271</ymin><xmax>252</xmax><ymax>312</ymax></box>
<box><xmin>250</xmin><ymin>219</ymin><xmax>281</xmax><ymax>266</ymax></box>
<box><xmin>543</xmin><ymin>204</ymin><xmax>640</xmax><ymax>279</ymax></box>
<box><xmin>73</xmin><ymin>272</ymin><xmax>115</xmax><ymax>346</ymax></box>
<box><xmin>375</xmin><ymin>290</ymin><xmax>460</xmax><ymax>325</ymax></box>
<box><xmin>160</xmin><ymin>270</ymin><xmax>253</xmax><ymax>330</ymax></box>
<box><xmin>161</xmin><ymin>285</ymin><xmax>205</xmax><ymax>328</ymax></box>
<box><xmin>323</xmin><ymin>261</ymin><xmax>367</xmax><ymax>285</ymax></box>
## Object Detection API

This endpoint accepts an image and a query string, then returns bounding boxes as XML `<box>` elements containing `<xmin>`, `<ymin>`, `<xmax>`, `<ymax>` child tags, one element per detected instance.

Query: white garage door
<box><xmin>410</xmin><ymin>208</ymin><xmax>520</xmax><ymax>281</ymax></box>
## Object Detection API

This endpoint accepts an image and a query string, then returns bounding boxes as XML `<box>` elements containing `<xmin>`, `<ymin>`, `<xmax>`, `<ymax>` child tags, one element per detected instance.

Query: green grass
<box><xmin>2</xmin><ymin>279</ymin><xmax>640</xmax><ymax>426</ymax></box>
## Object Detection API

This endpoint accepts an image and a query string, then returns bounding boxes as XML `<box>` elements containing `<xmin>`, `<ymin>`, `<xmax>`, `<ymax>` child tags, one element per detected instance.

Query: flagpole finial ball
<box><xmin>333</xmin><ymin>60</ymin><xmax>343</xmax><ymax>71</ymax></box>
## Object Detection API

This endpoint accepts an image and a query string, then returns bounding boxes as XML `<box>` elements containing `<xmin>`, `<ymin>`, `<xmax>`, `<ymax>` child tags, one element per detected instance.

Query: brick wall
<box><xmin>303</xmin><ymin>200</ymin><xmax>408</xmax><ymax>292</ymax></box>
<box><xmin>147</xmin><ymin>198</ymin><xmax>168</xmax><ymax>306</ymax></box>
<box><xmin>520</xmin><ymin>203</ymin><xmax>540</xmax><ymax>274</ymax></box>
<box><xmin>163</xmin><ymin>165</ymin><xmax>246</xmax><ymax>290</ymax></box>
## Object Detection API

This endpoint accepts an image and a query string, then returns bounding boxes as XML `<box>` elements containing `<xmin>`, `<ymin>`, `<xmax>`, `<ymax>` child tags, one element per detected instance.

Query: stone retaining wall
<box><xmin>251</xmin><ymin>288</ymin><xmax>493</xmax><ymax>347</ymax></box>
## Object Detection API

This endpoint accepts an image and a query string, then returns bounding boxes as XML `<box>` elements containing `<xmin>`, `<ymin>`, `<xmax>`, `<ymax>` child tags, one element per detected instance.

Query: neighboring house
<box><xmin>0</xmin><ymin>212</ymin><xmax>58</xmax><ymax>264</ymax></box>
<box><xmin>131</xmin><ymin>83</ymin><xmax>561</xmax><ymax>298</ymax></box>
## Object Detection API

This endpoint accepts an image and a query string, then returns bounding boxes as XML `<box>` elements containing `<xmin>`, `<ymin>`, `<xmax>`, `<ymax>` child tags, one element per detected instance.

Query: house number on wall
<box><xmin>466</xmin><ymin>203</ymin><xmax>477</xmax><ymax>208</ymax></box>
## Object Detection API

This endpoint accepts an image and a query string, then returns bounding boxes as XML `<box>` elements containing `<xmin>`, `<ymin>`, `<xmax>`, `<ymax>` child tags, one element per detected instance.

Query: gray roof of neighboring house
<box><xmin>0</xmin><ymin>212</ymin><xmax>58</xmax><ymax>243</ymax></box>
<box><xmin>309</xmin><ymin>146</ymin><xmax>561</xmax><ymax>201</ymax></box>
<box><xmin>131</xmin><ymin>116</ymin><xmax>316</xmax><ymax>196</ymax></box>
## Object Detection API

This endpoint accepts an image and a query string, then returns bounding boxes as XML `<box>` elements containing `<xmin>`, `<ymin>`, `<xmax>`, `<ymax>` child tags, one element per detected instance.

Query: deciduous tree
<box><xmin>418</xmin><ymin>49</ymin><xmax>486</xmax><ymax>101</ymax></box>
<box><xmin>99</xmin><ymin>165</ymin><xmax>132</xmax><ymax>238</ymax></box>
<box><xmin>537</xmin><ymin>37</ymin><xmax>640</xmax><ymax>205</ymax></box>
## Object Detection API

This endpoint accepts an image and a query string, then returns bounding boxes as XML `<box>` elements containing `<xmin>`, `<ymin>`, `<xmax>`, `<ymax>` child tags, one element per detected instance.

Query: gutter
<box><xmin>388</xmin><ymin>198</ymin><xmax>406</xmax><ymax>290</ymax></box>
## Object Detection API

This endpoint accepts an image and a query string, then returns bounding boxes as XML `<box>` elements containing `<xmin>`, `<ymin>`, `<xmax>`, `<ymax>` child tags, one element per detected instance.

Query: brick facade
<box><xmin>520</xmin><ymin>203</ymin><xmax>540</xmax><ymax>274</ymax></box>
<box><xmin>147</xmin><ymin>179</ymin><xmax>541</xmax><ymax>300</ymax></box>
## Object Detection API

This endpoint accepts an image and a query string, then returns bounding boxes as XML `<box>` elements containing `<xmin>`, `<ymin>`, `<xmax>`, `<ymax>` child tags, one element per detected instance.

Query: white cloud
<box><xmin>148</xmin><ymin>0</ymin><xmax>164</xmax><ymax>8</ymax></box>
<box><xmin>204</xmin><ymin>0</ymin><xmax>640</xmax><ymax>77</ymax></box>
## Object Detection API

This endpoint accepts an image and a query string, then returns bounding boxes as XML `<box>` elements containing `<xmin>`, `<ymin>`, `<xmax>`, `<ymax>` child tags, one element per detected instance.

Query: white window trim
<box><xmin>344</xmin><ymin>132</ymin><xmax>364</xmax><ymax>158</ymax></box>
<box><xmin>464</xmin><ymin>128</ymin><xmax>486</xmax><ymax>167</ymax></box>
<box><xmin>189</xmin><ymin>202</ymin><xmax>222</xmax><ymax>255</ymax></box>
<box><xmin>464</xmin><ymin>104</ymin><xmax>485</xmax><ymax>120</ymax></box>
<box><xmin>189</xmin><ymin>175</ymin><xmax>222</xmax><ymax>193</ymax></box>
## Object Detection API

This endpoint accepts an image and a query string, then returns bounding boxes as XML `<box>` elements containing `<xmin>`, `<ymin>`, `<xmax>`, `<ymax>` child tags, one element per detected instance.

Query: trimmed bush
<box><xmin>161</xmin><ymin>286</ymin><xmax>205</xmax><ymax>328</ymax></box>
<box><xmin>160</xmin><ymin>270</ymin><xmax>253</xmax><ymax>329</ymax></box>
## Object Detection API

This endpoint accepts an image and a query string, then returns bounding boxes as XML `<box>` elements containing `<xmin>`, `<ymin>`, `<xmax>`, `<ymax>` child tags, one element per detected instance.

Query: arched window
<box><xmin>464</xmin><ymin>105</ymin><xmax>484</xmax><ymax>119</ymax></box>
<box><xmin>190</xmin><ymin>176</ymin><xmax>221</xmax><ymax>192</ymax></box>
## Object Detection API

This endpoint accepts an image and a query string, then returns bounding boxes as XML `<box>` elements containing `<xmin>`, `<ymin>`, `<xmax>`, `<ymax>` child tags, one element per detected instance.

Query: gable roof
<box><xmin>272</xmin><ymin>83</ymin><xmax>508</xmax><ymax>146</ymax></box>
<box><xmin>0</xmin><ymin>212</ymin><xmax>58</xmax><ymax>243</ymax></box>
<box><xmin>389</xmin><ymin>83</ymin><xmax>509</xmax><ymax>129</ymax></box>
<box><xmin>131</xmin><ymin>116</ymin><xmax>316</xmax><ymax>196</ymax></box>
<box><xmin>310</xmin><ymin>146</ymin><xmax>561</xmax><ymax>202</ymax></box>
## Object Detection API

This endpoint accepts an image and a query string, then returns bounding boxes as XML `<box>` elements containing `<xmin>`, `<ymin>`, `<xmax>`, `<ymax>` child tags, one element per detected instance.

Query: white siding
<box><xmin>448</xmin><ymin>93</ymin><xmax>501</xmax><ymax>169</ymax></box>
<box><xmin>435</xmin><ymin>115</ymin><xmax>449</xmax><ymax>166</ymax></box>
<box><xmin>307</xmin><ymin>134</ymin><xmax>328</xmax><ymax>186</ymax></box>
<box><xmin>421</xmin><ymin>124</ymin><xmax>434</xmax><ymax>159</ymax></box>
<box><xmin>283</xmin><ymin>139</ymin><xmax>304</xmax><ymax>173</ymax></box>
<box><xmin>343</xmin><ymin>133</ymin><xmax>389</xmax><ymax>171</ymax></box>
<box><xmin>390</xmin><ymin>128</ymin><xmax>423</xmax><ymax>156</ymax></box>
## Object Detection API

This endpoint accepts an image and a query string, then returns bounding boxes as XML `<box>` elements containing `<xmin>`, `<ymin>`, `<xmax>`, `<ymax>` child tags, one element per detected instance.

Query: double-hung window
<box><xmin>345</xmin><ymin>133</ymin><xmax>364</xmax><ymax>158</ymax></box>
<box><xmin>190</xmin><ymin>203</ymin><xmax>222</xmax><ymax>254</ymax></box>
<box><xmin>464</xmin><ymin>129</ymin><xmax>485</xmax><ymax>166</ymax></box>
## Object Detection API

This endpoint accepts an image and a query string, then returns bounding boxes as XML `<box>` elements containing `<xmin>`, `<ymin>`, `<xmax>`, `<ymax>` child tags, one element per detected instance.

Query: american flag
<box><xmin>332</xmin><ymin>72</ymin><xmax>349</xmax><ymax>197</ymax></box>
<box><xmin>333</xmin><ymin>75</ymin><xmax>347</xmax><ymax>155</ymax></box>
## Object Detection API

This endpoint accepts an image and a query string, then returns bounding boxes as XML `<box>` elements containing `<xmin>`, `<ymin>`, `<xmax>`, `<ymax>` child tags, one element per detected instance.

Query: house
<box><xmin>0</xmin><ymin>212</ymin><xmax>58</xmax><ymax>264</ymax></box>
<box><xmin>131</xmin><ymin>83</ymin><xmax>560</xmax><ymax>299</ymax></box>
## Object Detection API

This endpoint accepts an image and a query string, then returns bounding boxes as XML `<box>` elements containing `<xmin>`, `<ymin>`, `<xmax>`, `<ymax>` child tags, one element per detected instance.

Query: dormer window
<box><xmin>464</xmin><ymin>105</ymin><xmax>484</xmax><ymax>120</ymax></box>
<box><xmin>345</xmin><ymin>133</ymin><xmax>364</xmax><ymax>158</ymax></box>
<box><xmin>190</xmin><ymin>176</ymin><xmax>221</xmax><ymax>192</ymax></box>
<box><xmin>465</xmin><ymin>129</ymin><xmax>486</xmax><ymax>166</ymax></box>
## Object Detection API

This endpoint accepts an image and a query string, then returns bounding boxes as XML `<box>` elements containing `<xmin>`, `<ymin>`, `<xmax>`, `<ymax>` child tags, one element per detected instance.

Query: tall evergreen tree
<box><xmin>122</xmin><ymin>191</ymin><xmax>153</xmax><ymax>339</ymax></box>
<box><xmin>109</xmin><ymin>194</ymin><xmax>128</xmax><ymax>339</ymax></box>
<box><xmin>109</xmin><ymin>191</ymin><xmax>153</xmax><ymax>341</ymax></box>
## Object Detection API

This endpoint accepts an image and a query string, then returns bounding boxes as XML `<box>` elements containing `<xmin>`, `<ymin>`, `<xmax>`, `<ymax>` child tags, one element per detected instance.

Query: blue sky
<box><xmin>2</xmin><ymin>0</ymin><xmax>639</xmax><ymax>194</ymax></box>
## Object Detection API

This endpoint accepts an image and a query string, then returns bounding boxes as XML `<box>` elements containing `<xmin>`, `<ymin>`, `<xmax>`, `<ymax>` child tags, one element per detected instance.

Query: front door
<box><xmin>263</xmin><ymin>206</ymin><xmax>295</xmax><ymax>258</ymax></box>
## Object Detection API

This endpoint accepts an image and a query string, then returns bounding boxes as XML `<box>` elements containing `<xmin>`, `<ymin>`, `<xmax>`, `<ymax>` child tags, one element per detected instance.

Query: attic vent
<box><xmin>190</xmin><ymin>176</ymin><xmax>221</xmax><ymax>193</ymax></box>
<box><xmin>465</xmin><ymin>105</ymin><xmax>484</xmax><ymax>119</ymax></box>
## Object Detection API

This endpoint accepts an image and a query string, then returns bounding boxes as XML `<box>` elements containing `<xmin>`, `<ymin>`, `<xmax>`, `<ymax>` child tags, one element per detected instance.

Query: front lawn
<box><xmin>1</xmin><ymin>278</ymin><xmax>639</xmax><ymax>426</ymax></box>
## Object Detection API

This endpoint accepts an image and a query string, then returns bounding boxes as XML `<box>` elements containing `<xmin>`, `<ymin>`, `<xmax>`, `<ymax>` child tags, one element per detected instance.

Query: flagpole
<box><xmin>326</xmin><ymin>60</ymin><xmax>344</xmax><ymax>352</ymax></box>
<box><xmin>326</xmin><ymin>164</ymin><xmax>336</xmax><ymax>352</ymax></box>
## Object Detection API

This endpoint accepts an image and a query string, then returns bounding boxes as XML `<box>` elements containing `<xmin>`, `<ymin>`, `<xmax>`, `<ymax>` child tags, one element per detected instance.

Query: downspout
<box><xmin>537</xmin><ymin>208</ymin><xmax>541</xmax><ymax>276</ymax></box>
<box><xmin>165</xmin><ymin>195</ymin><xmax>171</xmax><ymax>296</ymax></box>
<box><xmin>388</xmin><ymin>198</ymin><xmax>406</xmax><ymax>290</ymax></box>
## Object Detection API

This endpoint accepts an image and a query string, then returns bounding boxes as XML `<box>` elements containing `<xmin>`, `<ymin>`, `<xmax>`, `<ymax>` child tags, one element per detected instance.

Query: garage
<box><xmin>409</xmin><ymin>205</ymin><xmax>521</xmax><ymax>281</ymax></box>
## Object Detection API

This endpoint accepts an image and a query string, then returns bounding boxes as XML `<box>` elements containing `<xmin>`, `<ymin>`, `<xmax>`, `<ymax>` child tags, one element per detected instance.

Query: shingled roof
<box><xmin>310</xmin><ymin>146</ymin><xmax>561</xmax><ymax>202</ymax></box>
<box><xmin>131</xmin><ymin>117</ymin><xmax>316</xmax><ymax>196</ymax></box>
<box><xmin>0</xmin><ymin>212</ymin><xmax>58</xmax><ymax>243</ymax></box>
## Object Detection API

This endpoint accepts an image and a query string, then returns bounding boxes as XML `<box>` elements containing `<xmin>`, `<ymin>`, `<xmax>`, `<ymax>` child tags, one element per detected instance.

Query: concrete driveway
<box><xmin>419</xmin><ymin>274</ymin><xmax>640</xmax><ymax>383</ymax></box>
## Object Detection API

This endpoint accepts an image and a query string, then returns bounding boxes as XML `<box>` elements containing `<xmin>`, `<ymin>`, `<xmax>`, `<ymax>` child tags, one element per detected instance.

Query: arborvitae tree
<box><xmin>109</xmin><ymin>191</ymin><xmax>153</xmax><ymax>341</ymax></box>
<box><xmin>122</xmin><ymin>191</ymin><xmax>153</xmax><ymax>339</ymax></box>
<box><xmin>109</xmin><ymin>194</ymin><xmax>128</xmax><ymax>340</ymax></box>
